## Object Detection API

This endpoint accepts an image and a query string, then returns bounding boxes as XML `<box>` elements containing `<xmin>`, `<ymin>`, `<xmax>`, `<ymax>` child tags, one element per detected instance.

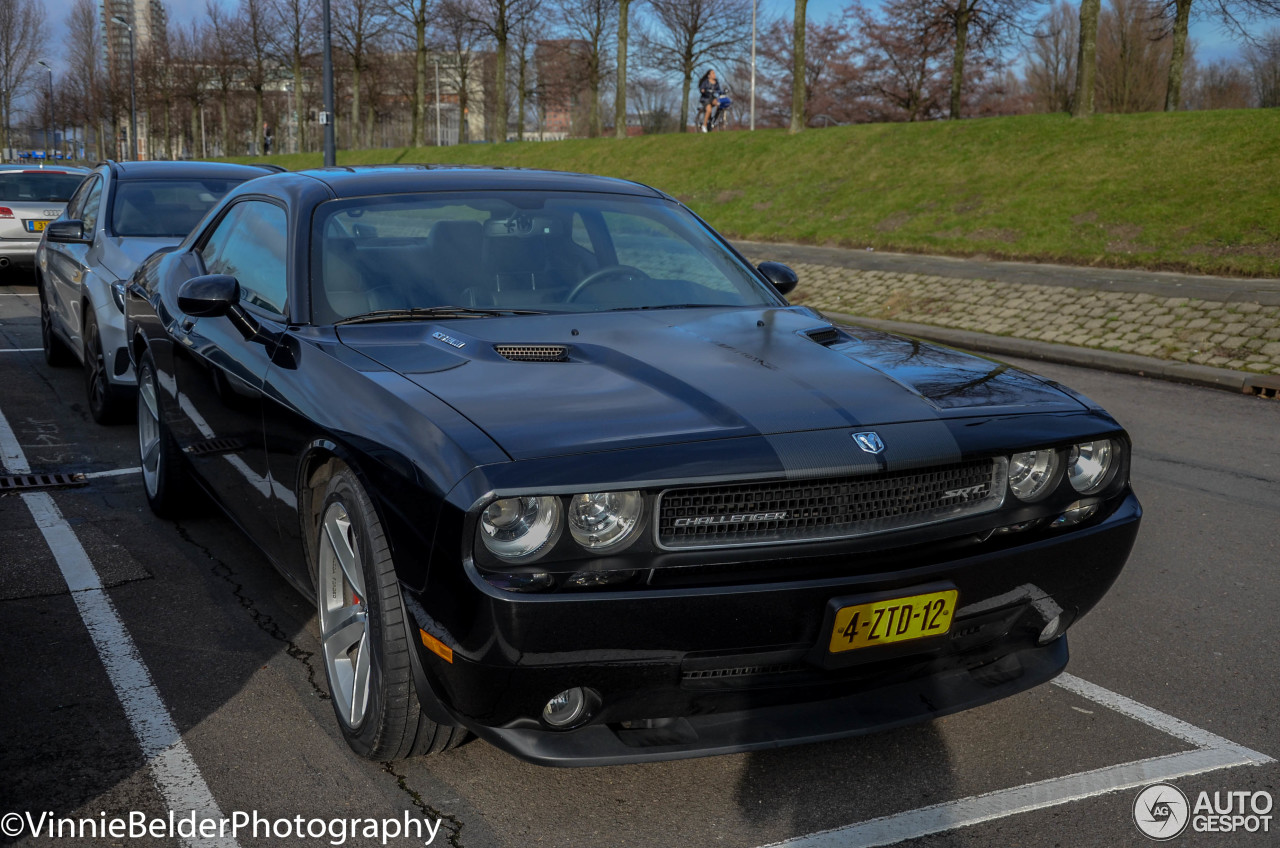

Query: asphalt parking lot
<box><xmin>2</xmin><ymin>267</ymin><xmax>1278</xmax><ymax>848</ymax></box>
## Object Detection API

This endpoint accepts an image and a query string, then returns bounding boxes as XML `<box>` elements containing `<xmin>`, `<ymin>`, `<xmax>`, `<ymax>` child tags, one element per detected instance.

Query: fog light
<box><xmin>564</xmin><ymin>569</ymin><xmax>637</xmax><ymax>588</ymax></box>
<box><xmin>481</xmin><ymin>572</ymin><xmax>555</xmax><ymax>593</ymax></box>
<box><xmin>1038</xmin><ymin>615</ymin><xmax>1063</xmax><ymax>644</ymax></box>
<box><xmin>543</xmin><ymin>687</ymin><xmax>591</xmax><ymax>727</ymax></box>
<box><xmin>1051</xmin><ymin>500</ymin><xmax>1099</xmax><ymax>528</ymax></box>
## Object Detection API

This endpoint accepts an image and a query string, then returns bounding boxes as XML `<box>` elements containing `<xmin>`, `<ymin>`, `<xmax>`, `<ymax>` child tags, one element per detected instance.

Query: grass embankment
<box><xmin>230</xmin><ymin>110</ymin><xmax>1280</xmax><ymax>277</ymax></box>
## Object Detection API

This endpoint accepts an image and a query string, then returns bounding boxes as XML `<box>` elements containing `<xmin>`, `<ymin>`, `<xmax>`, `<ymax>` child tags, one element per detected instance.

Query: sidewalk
<box><xmin>738</xmin><ymin>240</ymin><xmax>1280</xmax><ymax>396</ymax></box>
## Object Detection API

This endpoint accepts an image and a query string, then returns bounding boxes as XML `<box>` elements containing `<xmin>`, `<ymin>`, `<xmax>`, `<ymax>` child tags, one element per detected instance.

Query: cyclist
<box><xmin>698</xmin><ymin>70</ymin><xmax>723</xmax><ymax>132</ymax></box>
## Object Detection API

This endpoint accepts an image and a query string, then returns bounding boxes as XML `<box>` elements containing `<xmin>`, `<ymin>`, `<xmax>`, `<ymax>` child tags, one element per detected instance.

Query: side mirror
<box><xmin>758</xmin><ymin>261</ymin><xmax>798</xmax><ymax>296</ymax></box>
<box><xmin>46</xmin><ymin>219</ymin><xmax>90</xmax><ymax>244</ymax></box>
<box><xmin>178</xmin><ymin>274</ymin><xmax>240</xmax><ymax>318</ymax></box>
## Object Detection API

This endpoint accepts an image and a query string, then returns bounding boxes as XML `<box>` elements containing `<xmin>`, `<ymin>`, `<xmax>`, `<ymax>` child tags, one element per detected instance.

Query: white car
<box><xmin>0</xmin><ymin>165</ymin><xmax>89</xmax><ymax>278</ymax></box>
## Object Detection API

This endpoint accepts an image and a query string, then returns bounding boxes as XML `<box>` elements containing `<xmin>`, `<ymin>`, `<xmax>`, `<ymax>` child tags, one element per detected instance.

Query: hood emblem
<box><xmin>853</xmin><ymin>432</ymin><xmax>885</xmax><ymax>454</ymax></box>
<box><xmin>432</xmin><ymin>331</ymin><xmax>465</xmax><ymax>349</ymax></box>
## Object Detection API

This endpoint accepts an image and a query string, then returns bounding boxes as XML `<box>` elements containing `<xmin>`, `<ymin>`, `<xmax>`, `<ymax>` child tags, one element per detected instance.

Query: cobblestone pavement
<box><xmin>743</xmin><ymin>247</ymin><xmax>1280</xmax><ymax>376</ymax></box>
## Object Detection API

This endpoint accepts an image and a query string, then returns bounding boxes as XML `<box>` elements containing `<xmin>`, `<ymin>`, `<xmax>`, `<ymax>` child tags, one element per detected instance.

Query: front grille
<box><xmin>494</xmin><ymin>344</ymin><xmax>569</xmax><ymax>362</ymax></box>
<box><xmin>657</xmin><ymin>458</ymin><xmax>1007</xmax><ymax>550</ymax></box>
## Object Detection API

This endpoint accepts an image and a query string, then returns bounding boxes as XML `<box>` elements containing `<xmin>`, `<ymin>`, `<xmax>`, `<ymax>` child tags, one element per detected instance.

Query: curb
<box><xmin>827</xmin><ymin>313</ymin><xmax>1280</xmax><ymax>400</ymax></box>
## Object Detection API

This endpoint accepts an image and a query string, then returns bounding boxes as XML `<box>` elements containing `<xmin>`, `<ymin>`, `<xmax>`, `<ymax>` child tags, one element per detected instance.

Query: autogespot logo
<box><xmin>1134</xmin><ymin>783</ymin><xmax>1191</xmax><ymax>840</ymax></box>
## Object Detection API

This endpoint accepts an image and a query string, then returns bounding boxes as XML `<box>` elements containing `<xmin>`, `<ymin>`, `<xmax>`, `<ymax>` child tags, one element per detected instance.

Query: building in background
<box><xmin>102</xmin><ymin>0</ymin><xmax>167</xmax><ymax>159</ymax></box>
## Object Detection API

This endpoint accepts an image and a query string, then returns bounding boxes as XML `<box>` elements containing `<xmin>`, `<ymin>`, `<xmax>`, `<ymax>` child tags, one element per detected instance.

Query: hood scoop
<box><xmin>804</xmin><ymin>326</ymin><xmax>845</xmax><ymax>346</ymax></box>
<box><xmin>494</xmin><ymin>344</ymin><xmax>570</xmax><ymax>362</ymax></box>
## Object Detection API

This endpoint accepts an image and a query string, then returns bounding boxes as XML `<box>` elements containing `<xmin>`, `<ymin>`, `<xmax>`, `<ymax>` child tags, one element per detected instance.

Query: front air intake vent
<box><xmin>805</xmin><ymin>326</ymin><xmax>841</xmax><ymax>346</ymax></box>
<box><xmin>494</xmin><ymin>344</ymin><xmax>569</xmax><ymax>362</ymax></box>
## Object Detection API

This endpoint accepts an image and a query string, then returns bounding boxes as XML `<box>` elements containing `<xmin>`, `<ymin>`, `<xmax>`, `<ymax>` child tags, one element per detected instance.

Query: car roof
<box><xmin>104</xmin><ymin>160</ymin><xmax>280</xmax><ymax>181</ymax></box>
<box><xmin>290</xmin><ymin>164</ymin><xmax>669</xmax><ymax>200</ymax></box>
<box><xmin>0</xmin><ymin>164</ymin><xmax>90</xmax><ymax>175</ymax></box>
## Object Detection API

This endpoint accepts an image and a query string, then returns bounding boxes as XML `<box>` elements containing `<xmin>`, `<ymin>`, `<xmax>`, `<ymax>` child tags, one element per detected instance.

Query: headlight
<box><xmin>1067</xmin><ymin>440</ymin><xmax>1114</xmax><ymax>494</ymax></box>
<box><xmin>567</xmin><ymin>491</ymin><xmax>643</xmax><ymax>551</ymax></box>
<box><xmin>479</xmin><ymin>496</ymin><xmax>561</xmax><ymax>561</ymax></box>
<box><xmin>1008</xmin><ymin>449</ymin><xmax>1061</xmax><ymax>502</ymax></box>
<box><xmin>111</xmin><ymin>281</ymin><xmax>126</xmax><ymax>313</ymax></box>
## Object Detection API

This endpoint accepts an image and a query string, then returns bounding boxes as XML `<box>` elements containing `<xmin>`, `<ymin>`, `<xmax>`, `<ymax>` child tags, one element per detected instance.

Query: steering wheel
<box><xmin>565</xmin><ymin>265</ymin><xmax>650</xmax><ymax>303</ymax></box>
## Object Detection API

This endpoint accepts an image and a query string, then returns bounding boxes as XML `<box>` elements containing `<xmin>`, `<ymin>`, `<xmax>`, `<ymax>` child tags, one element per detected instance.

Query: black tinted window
<box><xmin>0</xmin><ymin>173</ymin><xmax>85</xmax><ymax>202</ymax></box>
<box><xmin>111</xmin><ymin>178</ymin><xmax>243</xmax><ymax>237</ymax></box>
<box><xmin>201</xmin><ymin>201</ymin><xmax>289</xmax><ymax>316</ymax></box>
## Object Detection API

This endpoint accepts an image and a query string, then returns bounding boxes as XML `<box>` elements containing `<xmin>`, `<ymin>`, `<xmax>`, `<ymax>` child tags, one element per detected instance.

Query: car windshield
<box><xmin>111</xmin><ymin>178</ymin><xmax>244</xmax><ymax>237</ymax></box>
<box><xmin>0</xmin><ymin>172</ymin><xmax>85</xmax><ymax>202</ymax></box>
<box><xmin>311</xmin><ymin>191</ymin><xmax>779</xmax><ymax>323</ymax></box>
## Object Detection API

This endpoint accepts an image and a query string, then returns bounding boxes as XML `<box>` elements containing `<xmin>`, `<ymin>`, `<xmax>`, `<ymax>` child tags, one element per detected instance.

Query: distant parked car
<box><xmin>37</xmin><ymin>160</ymin><xmax>280</xmax><ymax>423</ymax></box>
<box><xmin>126</xmin><ymin>165</ymin><xmax>1141</xmax><ymax>767</ymax></box>
<box><xmin>0</xmin><ymin>164</ymin><xmax>90</xmax><ymax>279</ymax></box>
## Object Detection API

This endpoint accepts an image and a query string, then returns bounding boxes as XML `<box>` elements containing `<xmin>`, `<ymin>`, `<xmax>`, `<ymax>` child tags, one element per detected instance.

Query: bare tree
<box><xmin>629</xmin><ymin>72</ymin><xmax>678</xmax><ymax>132</ymax></box>
<box><xmin>172</xmin><ymin>22</ymin><xmax>212</xmax><ymax>157</ymax></box>
<box><xmin>615</xmin><ymin>0</ymin><xmax>640</xmax><ymax>137</ymax></box>
<box><xmin>643</xmin><ymin>0</ymin><xmax>752</xmax><ymax>131</ymax></box>
<box><xmin>436</xmin><ymin>0</ymin><xmax>484</xmax><ymax>142</ymax></box>
<box><xmin>559</xmin><ymin>0</ymin><xmax>616</xmax><ymax>136</ymax></box>
<box><xmin>65</xmin><ymin>0</ymin><xmax>106</xmax><ymax>160</ymax></box>
<box><xmin>510</xmin><ymin>14</ymin><xmax>544</xmax><ymax>139</ymax></box>
<box><xmin>1025</xmin><ymin>0</ymin><xmax>1078</xmax><ymax>112</ymax></box>
<box><xmin>759</xmin><ymin>17</ymin><xmax>860</xmax><ymax>127</ymax></box>
<box><xmin>1247</xmin><ymin>27</ymin><xmax>1280</xmax><ymax>106</ymax></box>
<box><xmin>388</xmin><ymin>0</ymin><xmax>433</xmax><ymax>146</ymax></box>
<box><xmin>1183</xmin><ymin>56</ymin><xmax>1253</xmax><ymax>106</ymax></box>
<box><xmin>335</xmin><ymin>0</ymin><xmax>390</xmax><ymax>149</ymax></box>
<box><xmin>0</xmin><ymin>0</ymin><xmax>47</xmax><ymax>156</ymax></box>
<box><xmin>847</xmin><ymin>0</ymin><xmax>953</xmax><ymax>122</ymax></box>
<box><xmin>470</xmin><ymin>0</ymin><xmax>542</xmax><ymax>141</ymax></box>
<box><xmin>937</xmin><ymin>0</ymin><xmax>1034</xmax><ymax>118</ymax></box>
<box><xmin>237</xmin><ymin>0</ymin><xmax>274</xmax><ymax>153</ymax></box>
<box><xmin>271</xmin><ymin>0</ymin><xmax>319</xmax><ymax>152</ymax></box>
<box><xmin>1096</xmin><ymin>0</ymin><xmax>1173</xmax><ymax>112</ymax></box>
<box><xmin>206</xmin><ymin>1</ymin><xmax>242</xmax><ymax>156</ymax></box>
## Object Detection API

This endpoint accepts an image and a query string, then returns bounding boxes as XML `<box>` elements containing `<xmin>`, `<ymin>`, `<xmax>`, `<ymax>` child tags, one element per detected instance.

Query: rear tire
<box><xmin>39</xmin><ymin>276</ymin><xmax>73</xmax><ymax>368</ymax></box>
<box><xmin>314</xmin><ymin>464</ymin><xmax>466</xmax><ymax>760</ymax></box>
<box><xmin>85</xmin><ymin>312</ymin><xmax>129</xmax><ymax>424</ymax></box>
<box><xmin>136</xmin><ymin>350</ymin><xmax>196</xmax><ymax>518</ymax></box>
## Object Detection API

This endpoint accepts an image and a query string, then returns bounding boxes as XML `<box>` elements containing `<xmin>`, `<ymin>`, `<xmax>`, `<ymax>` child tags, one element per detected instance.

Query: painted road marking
<box><xmin>760</xmin><ymin>673</ymin><xmax>1273</xmax><ymax>848</ymax></box>
<box><xmin>0</xmin><ymin>348</ymin><xmax>42</xmax><ymax>352</ymax></box>
<box><xmin>83</xmin><ymin>466</ymin><xmax>143</xmax><ymax>479</ymax></box>
<box><xmin>0</xmin><ymin>406</ymin><xmax>238</xmax><ymax>848</ymax></box>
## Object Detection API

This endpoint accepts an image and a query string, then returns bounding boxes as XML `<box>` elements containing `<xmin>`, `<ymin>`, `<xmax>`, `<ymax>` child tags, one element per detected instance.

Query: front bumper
<box><xmin>410</xmin><ymin>491</ymin><xmax>1141</xmax><ymax>765</ymax></box>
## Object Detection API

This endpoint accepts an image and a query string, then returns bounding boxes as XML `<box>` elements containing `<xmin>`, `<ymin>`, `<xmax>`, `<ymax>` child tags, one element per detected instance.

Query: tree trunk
<box><xmin>164</xmin><ymin>103</ymin><xmax>172</xmax><ymax>159</ymax></box>
<box><xmin>949</xmin><ymin>0</ymin><xmax>970</xmax><ymax>119</ymax></box>
<box><xmin>255</xmin><ymin>87</ymin><xmax>265</xmax><ymax>154</ymax></box>
<box><xmin>366</xmin><ymin>100</ymin><xmax>375</xmax><ymax>149</ymax></box>
<box><xmin>190</xmin><ymin>104</ymin><xmax>199</xmax><ymax>158</ymax></box>
<box><xmin>589</xmin><ymin>58</ymin><xmax>600</xmax><ymax>137</ymax></box>
<box><xmin>351</xmin><ymin>66</ymin><xmax>362</xmax><ymax>150</ymax></box>
<box><xmin>1072</xmin><ymin>0</ymin><xmax>1100</xmax><ymax>117</ymax></box>
<box><xmin>1165</xmin><ymin>0</ymin><xmax>1192</xmax><ymax>111</ymax></box>
<box><xmin>414</xmin><ymin>21</ymin><xmax>426</xmax><ymax>146</ymax></box>
<box><xmin>615</xmin><ymin>0</ymin><xmax>630</xmax><ymax>138</ymax></box>
<box><xmin>220</xmin><ymin>97</ymin><xmax>229</xmax><ymax>157</ymax></box>
<box><xmin>516</xmin><ymin>57</ymin><xmax>526</xmax><ymax>141</ymax></box>
<box><xmin>680</xmin><ymin>71</ymin><xmax>692</xmax><ymax>132</ymax></box>
<box><xmin>294</xmin><ymin>65</ymin><xmax>306</xmax><ymax>151</ymax></box>
<box><xmin>790</xmin><ymin>0</ymin><xmax>807</xmax><ymax>133</ymax></box>
<box><xmin>459</xmin><ymin>70</ymin><xmax>471</xmax><ymax>143</ymax></box>
<box><xmin>494</xmin><ymin>37</ymin><xmax>508</xmax><ymax>142</ymax></box>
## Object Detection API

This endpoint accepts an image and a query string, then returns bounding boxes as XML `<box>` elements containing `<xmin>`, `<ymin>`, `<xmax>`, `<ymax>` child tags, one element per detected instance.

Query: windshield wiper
<box><xmin>612</xmin><ymin>303</ymin><xmax>719</xmax><ymax>312</ymax></box>
<box><xmin>335</xmin><ymin>305</ymin><xmax>547</xmax><ymax>325</ymax></box>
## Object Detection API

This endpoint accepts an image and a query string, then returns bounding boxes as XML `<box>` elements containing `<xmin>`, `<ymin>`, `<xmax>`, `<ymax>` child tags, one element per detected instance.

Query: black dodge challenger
<box><xmin>125</xmin><ymin>166</ymin><xmax>1140</xmax><ymax>766</ymax></box>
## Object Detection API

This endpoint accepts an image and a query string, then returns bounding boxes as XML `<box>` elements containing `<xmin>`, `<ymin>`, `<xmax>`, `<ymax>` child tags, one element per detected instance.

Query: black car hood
<box><xmin>338</xmin><ymin>307</ymin><xmax>1085</xmax><ymax>460</ymax></box>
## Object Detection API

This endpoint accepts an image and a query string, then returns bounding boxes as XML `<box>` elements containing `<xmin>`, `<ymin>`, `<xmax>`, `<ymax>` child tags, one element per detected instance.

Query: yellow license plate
<box><xmin>27</xmin><ymin>220</ymin><xmax>49</xmax><ymax>233</ymax></box>
<box><xmin>828</xmin><ymin>589</ymin><xmax>958</xmax><ymax>653</ymax></box>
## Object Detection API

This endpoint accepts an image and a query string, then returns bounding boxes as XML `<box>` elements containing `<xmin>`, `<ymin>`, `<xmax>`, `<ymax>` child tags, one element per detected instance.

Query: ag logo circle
<box><xmin>1134</xmin><ymin>782</ymin><xmax>1190</xmax><ymax>840</ymax></box>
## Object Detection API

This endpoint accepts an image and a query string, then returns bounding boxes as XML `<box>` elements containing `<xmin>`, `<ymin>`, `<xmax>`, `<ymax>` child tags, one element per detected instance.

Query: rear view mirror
<box><xmin>178</xmin><ymin>274</ymin><xmax>240</xmax><ymax>318</ymax></box>
<box><xmin>46</xmin><ymin>219</ymin><xmax>91</xmax><ymax>244</ymax></box>
<box><xmin>758</xmin><ymin>261</ymin><xmax>799</xmax><ymax>296</ymax></box>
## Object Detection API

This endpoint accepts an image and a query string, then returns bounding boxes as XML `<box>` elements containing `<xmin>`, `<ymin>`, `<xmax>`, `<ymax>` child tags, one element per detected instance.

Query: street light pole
<box><xmin>37</xmin><ymin>61</ymin><xmax>53</xmax><ymax>160</ymax></box>
<box><xmin>320</xmin><ymin>0</ymin><xmax>336</xmax><ymax>166</ymax></box>
<box><xmin>112</xmin><ymin>16</ymin><xmax>139</xmax><ymax>161</ymax></box>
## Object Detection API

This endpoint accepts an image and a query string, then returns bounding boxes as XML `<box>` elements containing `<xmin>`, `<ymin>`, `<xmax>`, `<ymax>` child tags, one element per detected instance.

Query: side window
<box><xmin>65</xmin><ymin>176</ymin><xmax>98</xmax><ymax>221</ymax></box>
<box><xmin>79</xmin><ymin>178</ymin><xmax>104</xmax><ymax>233</ymax></box>
<box><xmin>199</xmin><ymin>201</ymin><xmax>289</xmax><ymax>317</ymax></box>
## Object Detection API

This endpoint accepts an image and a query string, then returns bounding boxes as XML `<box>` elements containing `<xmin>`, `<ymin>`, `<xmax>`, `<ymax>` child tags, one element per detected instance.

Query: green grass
<box><xmin>228</xmin><ymin>110</ymin><xmax>1280</xmax><ymax>277</ymax></box>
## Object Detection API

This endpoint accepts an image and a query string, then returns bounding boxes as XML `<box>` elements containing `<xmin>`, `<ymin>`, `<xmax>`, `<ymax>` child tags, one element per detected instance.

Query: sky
<box><xmin>30</xmin><ymin>0</ymin><xmax>1260</xmax><ymax>86</ymax></box>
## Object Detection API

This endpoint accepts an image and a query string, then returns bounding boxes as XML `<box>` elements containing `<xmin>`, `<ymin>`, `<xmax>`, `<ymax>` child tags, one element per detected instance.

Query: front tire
<box><xmin>85</xmin><ymin>311</ymin><xmax>129</xmax><ymax>424</ymax></box>
<box><xmin>314</xmin><ymin>465</ymin><xmax>465</xmax><ymax>760</ymax></box>
<box><xmin>39</xmin><ymin>277</ymin><xmax>73</xmax><ymax>367</ymax></box>
<box><xmin>136</xmin><ymin>350</ymin><xmax>196</xmax><ymax>518</ymax></box>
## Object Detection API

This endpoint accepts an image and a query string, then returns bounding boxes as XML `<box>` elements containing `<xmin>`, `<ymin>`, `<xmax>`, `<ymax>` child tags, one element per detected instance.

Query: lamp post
<box><xmin>111</xmin><ymin>16</ymin><xmax>138</xmax><ymax>161</ymax></box>
<box><xmin>37</xmin><ymin>61</ymin><xmax>53</xmax><ymax>160</ymax></box>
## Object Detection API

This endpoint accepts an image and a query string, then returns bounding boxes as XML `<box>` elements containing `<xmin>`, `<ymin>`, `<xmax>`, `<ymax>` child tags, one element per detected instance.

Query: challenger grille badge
<box><xmin>853</xmin><ymin>432</ymin><xmax>885</xmax><ymax>454</ymax></box>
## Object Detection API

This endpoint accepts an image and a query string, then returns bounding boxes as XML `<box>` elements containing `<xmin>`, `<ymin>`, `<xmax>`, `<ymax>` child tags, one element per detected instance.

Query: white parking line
<box><xmin>0</xmin><ymin>407</ymin><xmax>238</xmax><ymax>848</ymax></box>
<box><xmin>83</xmin><ymin>466</ymin><xmax>143</xmax><ymax>479</ymax></box>
<box><xmin>0</xmin><ymin>348</ymin><xmax>42</xmax><ymax>353</ymax></box>
<box><xmin>0</xmin><ymin>293</ymin><xmax>38</xmax><ymax>296</ymax></box>
<box><xmin>761</xmin><ymin>673</ymin><xmax>1273</xmax><ymax>848</ymax></box>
